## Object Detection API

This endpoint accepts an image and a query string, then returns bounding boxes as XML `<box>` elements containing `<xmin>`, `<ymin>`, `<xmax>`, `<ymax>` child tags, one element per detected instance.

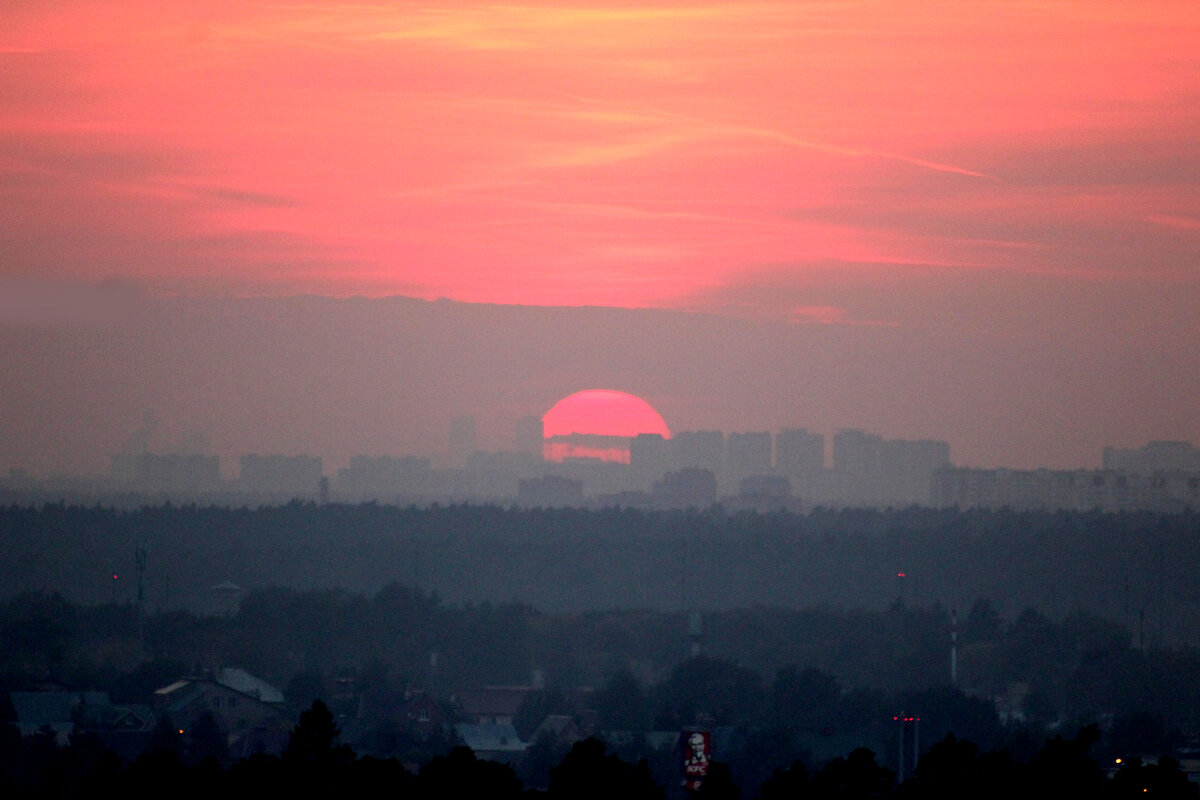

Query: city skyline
<box><xmin>8</xmin><ymin>421</ymin><xmax>1197</xmax><ymax>515</ymax></box>
<box><xmin>2</xmin><ymin>3</ymin><xmax>1198</xmax><ymax>483</ymax></box>
<box><xmin>2</xmin><ymin>293</ymin><xmax>1198</xmax><ymax>479</ymax></box>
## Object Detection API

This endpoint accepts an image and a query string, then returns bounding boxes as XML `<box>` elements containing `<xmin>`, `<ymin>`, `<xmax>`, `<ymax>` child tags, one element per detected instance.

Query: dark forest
<box><xmin>4</xmin><ymin>503</ymin><xmax>1200</xmax><ymax>796</ymax></box>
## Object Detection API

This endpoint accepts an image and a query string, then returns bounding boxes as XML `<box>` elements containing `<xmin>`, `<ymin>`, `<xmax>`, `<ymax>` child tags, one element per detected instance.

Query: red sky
<box><xmin>2</xmin><ymin>2</ymin><xmax>1199</xmax><ymax>473</ymax></box>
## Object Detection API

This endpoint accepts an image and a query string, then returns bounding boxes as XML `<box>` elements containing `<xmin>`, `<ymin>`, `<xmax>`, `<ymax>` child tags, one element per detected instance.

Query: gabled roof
<box><xmin>153</xmin><ymin>674</ymin><xmax>284</xmax><ymax>714</ymax></box>
<box><xmin>530</xmin><ymin>714</ymin><xmax>581</xmax><ymax>743</ymax></box>
<box><xmin>216</xmin><ymin>668</ymin><xmax>284</xmax><ymax>704</ymax></box>
<box><xmin>454</xmin><ymin>722</ymin><xmax>527</xmax><ymax>753</ymax></box>
<box><xmin>155</xmin><ymin>680</ymin><xmax>191</xmax><ymax>696</ymax></box>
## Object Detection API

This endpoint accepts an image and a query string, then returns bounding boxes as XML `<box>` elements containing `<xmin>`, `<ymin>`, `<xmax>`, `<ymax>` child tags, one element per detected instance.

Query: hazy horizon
<box><xmin>3</xmin><ymin>2</ymin><xmax>1198</xmax><ymax>479</ymax></box>
<box><xmin>2</xmin><ymin>290</ymin><xmax>1196</xmax><ymax>479</ymax></box>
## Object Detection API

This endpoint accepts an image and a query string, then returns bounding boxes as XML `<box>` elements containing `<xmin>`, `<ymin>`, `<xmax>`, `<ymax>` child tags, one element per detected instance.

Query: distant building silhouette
<box><xmin>517</xmin><ymin>475</ymin><xmax>584</xmax><ymax>507</ymax></box>
<box><xmin>937</xmin><ymin>440</ymin><xmax>1200</xmax><ymax>512</ymax></box>
<box><xmin>652</xmin><ymin>468</ymin><xmax>717</xmax><ymax>510</ymax></box>
<box><xmin>466</xmin><ymin>450</ymin><xmax>537</xmax><ymax>499</ymax></box>
<box><xmin>728</xmin><ymin>473</ymin><xmax>797</xmax><ymax>513</ymax></box>
<box><xmin>335</xmin><ymin>455</ymin><xmax>432</xmax><ymax>501</ymax></box>
<box><xmin>1103</xmin><ymin>441</ymin><xmax>1200</xmax><ymax>473</ymax></box>
<box><xmin>630</xmin><ymin>432</ymin><xmax>672</xmax><ymax>488</ymax></box>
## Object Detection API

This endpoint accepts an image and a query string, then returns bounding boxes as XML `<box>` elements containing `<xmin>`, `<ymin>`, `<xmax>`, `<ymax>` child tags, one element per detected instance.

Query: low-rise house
<box><xmin>452</xmin><ymin>686</ymin><xmax>531</xmax><ymax>726</ymax></box>
<box><xmin>154</xmin><ymin>671</ymin><xmax>289</xmax><ymax>756</ymax></box>
<box><xmin>528</xmin><ymin>713</ymin><xmax>585</xmax><ymax>749</ymax></box>
<box><xmin>454</xmin><ymin>722</ymin><xmax>527</xmax><ymax>763</ymax></box>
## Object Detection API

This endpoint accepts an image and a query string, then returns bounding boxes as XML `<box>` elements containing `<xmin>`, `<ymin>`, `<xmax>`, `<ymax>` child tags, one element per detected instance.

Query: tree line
<box><xmin>3</xmin><ymin>502</ymin><xmax>1199</xmax><ymax>642</ymax></box>
<box><xmin>4</xmin><ymin>586</ymin><xmax>1200</xmax><ymax>761</ymax></box>
<box><xmin>3</xmin><ymin>699</ymin><xmax>1197</xmax><ymax>800</ymax></box>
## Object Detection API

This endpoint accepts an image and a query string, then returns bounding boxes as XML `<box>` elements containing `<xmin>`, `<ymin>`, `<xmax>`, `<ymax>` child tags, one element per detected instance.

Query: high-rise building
<box><xmin>335</xmin><ymin>455</ymin><xmax>432</xmax><ymax>501</ymax></box>
<box><xmin>652</xmin><ymin>468</ymin><xmax>718</xmax><ymax>510</ymax></box>
<box><xmin>1103</xmin><ymin>441</ymin><xmax>1200</xmax><ymax>473</ymax></box>
<box><xmin>630</xmin><ymin>432</ymin><xmax>672</xmax><ymax>488</ymax></box>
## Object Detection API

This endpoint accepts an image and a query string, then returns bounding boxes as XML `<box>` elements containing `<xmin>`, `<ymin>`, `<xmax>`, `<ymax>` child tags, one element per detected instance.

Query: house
<box><xmin>454</xmin><ymin>722</ymin><xmax>527</xmax><ymax>763</ymax></box>
<box><xmin>528</xmin><ymin>713</ymin><xmax>585</xmax><ymax>748</ymax></box>
<box><xmin>153</xmin><ymin>671</ymin><xmax>289</xmax><ymax>756</ymax></box>
<box><xmin>213</xmin><ymin>667</ymin><xmax>285</xmax><ymax>704</ymax></box>
<box><xmin>451</xmin><ymin>686</ymin><xmax>531</xmax><ymax>726</ymax></box>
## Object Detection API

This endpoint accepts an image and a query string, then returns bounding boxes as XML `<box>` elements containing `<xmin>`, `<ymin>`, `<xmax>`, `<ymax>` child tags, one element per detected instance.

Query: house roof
<box><xmin>531</xmin><ymin>714</ymin><xmax>579</xmax><ymax>742</ymax></box>
<box><xmin>454</xmin><ymin>723</ymin><xmax>527</xmax><ymax>753</ymax></box>
<box><xmin>155</xmin><ymin>680</ymin><xmax>191</xmax><ymax>696</ymax></box>
<box><xmin>154</xmin><ymin>673</ymin><xmax>284</xmax><ymax>714</ymax></box>
<box><xmin>216</xmin><ymin>668</ymin><xmax>285</xmax><ymax>704</ymax></box>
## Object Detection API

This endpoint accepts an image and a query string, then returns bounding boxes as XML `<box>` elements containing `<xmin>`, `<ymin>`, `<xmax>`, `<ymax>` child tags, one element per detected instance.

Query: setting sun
<box><xmin>542</xmin><ymin>390</ymin><xmax>670</xmax><ymax>463</ymax></box>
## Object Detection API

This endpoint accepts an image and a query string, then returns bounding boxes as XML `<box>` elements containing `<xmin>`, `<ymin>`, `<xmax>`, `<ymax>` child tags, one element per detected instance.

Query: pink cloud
<box><xmin>0</xmin><ymin>1</ymin><xmax>1197</xmax><ymax>312</ymax></box>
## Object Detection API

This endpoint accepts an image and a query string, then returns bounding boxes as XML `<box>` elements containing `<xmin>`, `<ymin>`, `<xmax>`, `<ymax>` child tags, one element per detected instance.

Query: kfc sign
<box><xmin>680</xmin><ymin>729</ymin><xmax>711</xmax><ymax>792</ymax></box>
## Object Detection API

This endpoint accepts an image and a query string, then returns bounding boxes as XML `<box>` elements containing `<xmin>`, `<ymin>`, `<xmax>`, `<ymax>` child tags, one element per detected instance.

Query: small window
<box><xmin>211</xmin><ymin>697</ymin><xmax>221</xmax><ymax>708</ymax></box>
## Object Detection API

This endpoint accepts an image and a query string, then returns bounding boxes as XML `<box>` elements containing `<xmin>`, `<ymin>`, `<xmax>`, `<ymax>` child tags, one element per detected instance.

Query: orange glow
<box><xmin>0</xmin><ymin>1</ymin><xmax>1197</xmax><ymax>312</ymax></box>
<box><xmin>543</xmin><ymin>390</ymin><xmax>670</xmax><ymax>463</ymax></box>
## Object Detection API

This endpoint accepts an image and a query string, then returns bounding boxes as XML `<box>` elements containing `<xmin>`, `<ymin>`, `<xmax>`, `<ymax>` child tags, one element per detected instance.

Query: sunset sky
<box><xmin>2</xmin><ymin>1</ymin><xmax>1199</xmax><ymax>473</ymax></box>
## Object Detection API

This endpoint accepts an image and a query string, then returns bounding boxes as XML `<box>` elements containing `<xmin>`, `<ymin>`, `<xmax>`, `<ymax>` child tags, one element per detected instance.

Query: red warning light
<box><xmin>897</xmin><ymin>572</ymin><xmax>906</xmax><ymax>578</ymax></box>
<box><xmin>113</xmin><ymin>573</ymin><xmax>119</xmax><ymax>581</ymax></box>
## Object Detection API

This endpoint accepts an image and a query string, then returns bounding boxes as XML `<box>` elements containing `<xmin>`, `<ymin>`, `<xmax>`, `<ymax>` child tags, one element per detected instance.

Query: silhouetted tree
<box><xmin>186</xmin><ymin>710</ymin><xmax>229</xmax><ymax>767</ymax></box>
<box><xmin>1134</xmin><ymin>755</ymin><xmax>1197</xmax><ymax>800</ymax></box>
<box><xmin>284</xmin><ymin>699</ymin><xmax>353</xmax><ymax>768</ymax></box>
<box><xmin>771</xmin><ymin>665</ymin><xmax>842</xmax><ymax>732</ymax></box>
<box><xmin>655</xmin><ymin>656</ymin><xmax>765</xmax><ymax>727</ymax></box>
<box><xmin>760</xmin><ymin>759</ymin><xmax>810</xmax><ymax>800</ymax></box>
<box><xmin>548</xmin><ymin>737</ymin><xmax>664</xmax><ymax>800</ymax></box>
<box><xmin>418</xmin><ymin>745</ymin><xmax>524</xmax><ymax>800</ymax></box>
<box><xmin>596</xmin><ymin>669</ymin><xmax>649</xmax><ymax>731</ymax></box>
<box><xmin>696</xmin><ymin>761</ymin><xmax>740</xmax><ymax>800</ymax></box>
<box><xmin>1027</xmin><ymin>725</ymin><xmax>1104</xmax><ymax>800</ymax></box>
<box><xmin>810</xmin><ymin>747</ymin><xmax>893</xmax><ymax>800</ymax></box>
<box><xmin>963</xmin><ymin>599</ymin><xmax>1002</xmax><ymax>644</ymax></box>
